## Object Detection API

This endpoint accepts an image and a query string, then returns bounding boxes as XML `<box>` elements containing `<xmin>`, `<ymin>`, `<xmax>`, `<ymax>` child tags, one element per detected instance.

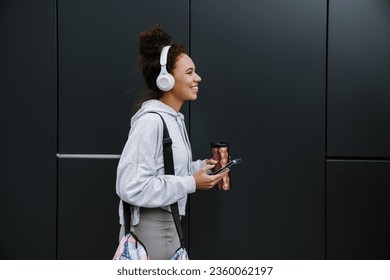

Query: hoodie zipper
<box><xmin>175</xmin><ymin>115</ymin><xmax>193</xmax><ymax>175</ymax></box>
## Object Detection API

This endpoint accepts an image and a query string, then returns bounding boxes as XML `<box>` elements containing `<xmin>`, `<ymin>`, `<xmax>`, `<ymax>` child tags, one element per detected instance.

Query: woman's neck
<box><xmin>159</xmin><ymin>92</ymin><xmax>183</xmax><ymax>112</ymax></box>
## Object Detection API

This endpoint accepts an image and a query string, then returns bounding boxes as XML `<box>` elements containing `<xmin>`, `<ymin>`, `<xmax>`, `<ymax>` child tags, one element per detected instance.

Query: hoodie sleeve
<box><xmin>191</xmin><ymin>159</ymin><xmax>207</xmax><ymax>174</ymax></box>
<box><xmin>116</xmin><ymin>114</ymin><xmax>196</xmax><ymax>208</ymax></box>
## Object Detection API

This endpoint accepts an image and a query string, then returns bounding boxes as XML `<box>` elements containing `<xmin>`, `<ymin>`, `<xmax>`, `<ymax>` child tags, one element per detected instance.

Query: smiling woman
<box><xmin>115</xmin><ymin>24</ymin><xmax>228</xmax><ymax>260</ymax></box>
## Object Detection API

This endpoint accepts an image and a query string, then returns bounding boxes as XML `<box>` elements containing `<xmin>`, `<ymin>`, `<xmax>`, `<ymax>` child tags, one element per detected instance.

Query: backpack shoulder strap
<box><xmin>124</xmin><ymin>112</ymin><xmax>185</xmax><ymax>247</ymax></box>
<box><xmin>149</xmin><ymin>112</ymin><xmax>174</xmax><ymax>175</ymax></box>
<box><xmin>149</xmin><ymin>112</ymin><xmax>185</xmax><ymax>247</ymax></box>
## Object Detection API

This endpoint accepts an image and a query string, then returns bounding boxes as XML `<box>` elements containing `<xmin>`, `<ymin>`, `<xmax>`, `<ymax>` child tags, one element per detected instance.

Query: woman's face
<box><xmin>171</xmin><ymin>53</ymin><xmax>202</xmax><ymax>101</ymax></box>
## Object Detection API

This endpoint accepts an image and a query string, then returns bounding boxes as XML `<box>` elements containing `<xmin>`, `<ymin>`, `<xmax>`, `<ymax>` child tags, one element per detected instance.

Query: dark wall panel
<box><xmin>58</xmin><ymin>159</ymin><xmax>119</xmax><ymax>259</ymax></box>
<box><xmin>327</xmin><ymin>160</ymin><xmax>390</xmax><ymax>259</ymax></box>
<box><xmin>0</xmin><ymin>0</ymin><xmax>57</xmax><ymax>259</ymax></box>
<box><xmin>327</xmin><ymin>0</ymin><xmax>390</xmax><ymax>157</ymax></box>
<box><xmin>58</xmin><ymin>0</ymin><xmax>189</xmax><ymax>154</ymax></box>
<box><xmin>189</xmin><ymin>0</ymin><xmax>327</xmax><ymax>259</ymax></box>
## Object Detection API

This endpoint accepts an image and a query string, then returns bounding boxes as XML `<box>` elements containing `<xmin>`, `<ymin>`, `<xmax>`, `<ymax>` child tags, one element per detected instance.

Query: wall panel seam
<box><xmin>57</xmin><ymin>154</ymin><xmax>121</xmax><ymax>159</ymax></box>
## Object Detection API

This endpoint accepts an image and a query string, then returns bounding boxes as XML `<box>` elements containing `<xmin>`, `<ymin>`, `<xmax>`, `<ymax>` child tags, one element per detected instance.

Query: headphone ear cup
<box><xmin>156</xmin><ymin>72</ymin><xmax>175</xmax><ymax>91</ymax></box>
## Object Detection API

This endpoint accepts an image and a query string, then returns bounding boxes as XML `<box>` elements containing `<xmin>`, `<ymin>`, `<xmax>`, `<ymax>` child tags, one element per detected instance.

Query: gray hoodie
<box><xmin>116</xmin><ymin>99</ymin><xmax>206</xmax><ymax>225</ymax></box>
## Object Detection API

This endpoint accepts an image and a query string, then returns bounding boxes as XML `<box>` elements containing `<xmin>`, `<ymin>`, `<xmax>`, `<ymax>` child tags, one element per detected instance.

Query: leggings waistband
<box><xmin>139</xmin><ymin>207</ymin><xmax>174</xmax><ymax>222</ymax></box>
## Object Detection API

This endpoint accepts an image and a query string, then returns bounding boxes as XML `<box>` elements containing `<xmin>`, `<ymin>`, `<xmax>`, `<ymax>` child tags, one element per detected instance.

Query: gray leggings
<box><xmin>119</xmin><ymin>207</ymin><xmax>180</xmax><ymax>260</ymax></box>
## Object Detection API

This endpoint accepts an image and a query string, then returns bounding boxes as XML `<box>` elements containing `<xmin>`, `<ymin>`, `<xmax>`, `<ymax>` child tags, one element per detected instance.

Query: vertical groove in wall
<box><xmin>187</xmin><ymin>0</ymin><xmax>192</xmax><ymax>256</ymax></box>
<box><xmin>325</xmin><ymin>0</ymin><xmax>329</xmax><ymax>260</ymax></box>
<box><xmin>55</xmin><ymin>0</ymin><xmax>60</xmax><ymax>260</ymax></box>
<box><xmin>188</xmin><ymin>0</ymin><xmax>192</xmax><ymax>138</ymax></box>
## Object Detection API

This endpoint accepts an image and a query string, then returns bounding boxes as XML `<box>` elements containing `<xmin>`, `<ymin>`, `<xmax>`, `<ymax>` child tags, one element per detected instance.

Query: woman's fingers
<box><xmin>194</xmin><ymin>166</ymin><xmax>230</xmax><ymax>190</ymax></box>
<box><xmin>203</xmin><ymin>164</ymin><xmax>216</xmax><ymax>172</ymax></box>
<box><xmin>206</xmin><ymin>158</ymin><xmax>218</xmax><ymax>165</ymax></box>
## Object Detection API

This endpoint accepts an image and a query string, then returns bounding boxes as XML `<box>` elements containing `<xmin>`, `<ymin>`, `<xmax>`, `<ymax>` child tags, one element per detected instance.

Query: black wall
<box><xmin>1</xmin><ymin>0</ymin><xmax>57</xmax><ymax>259</ymax></box>
<box><xmin>326</xmin><ymin>0</ymin><xmax>390</xmax><ymax>259</ymax></box>
<box><xmin>1</xmin><ymin>0</ymin><xmax>389</xmax><ymax>260</ymax></box>
<box><xmin>189</xmin><ymin>0</ymin><xmax>326</xmax><ymax>259</ymax></box>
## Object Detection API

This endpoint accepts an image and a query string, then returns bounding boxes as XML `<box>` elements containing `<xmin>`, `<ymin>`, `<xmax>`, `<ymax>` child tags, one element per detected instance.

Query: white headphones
<box><xmin>156</xmin><ymin>45</ymin><xmax>175</xmax><ymax>91</ymax></box>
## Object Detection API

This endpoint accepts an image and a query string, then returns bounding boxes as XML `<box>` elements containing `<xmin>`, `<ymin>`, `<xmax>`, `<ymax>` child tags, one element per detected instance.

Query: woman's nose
<box><xmin>195</xmin><ymin>73</ymin><xmax>202</xmax><ymax>82</ymax></box>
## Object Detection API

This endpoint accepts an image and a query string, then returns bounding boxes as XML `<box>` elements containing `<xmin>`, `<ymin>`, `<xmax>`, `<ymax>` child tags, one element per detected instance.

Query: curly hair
<box><xmin>137</xmin><ymin>24</ymin><xmax>186</xmax><ymax>103</ymax></box>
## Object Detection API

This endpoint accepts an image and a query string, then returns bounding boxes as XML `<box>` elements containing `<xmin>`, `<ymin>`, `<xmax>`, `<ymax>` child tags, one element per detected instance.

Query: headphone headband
<box><xmin>160</xmin><ymin>45</ymin><xmax>171</xmax><ymax>66</ymax></box>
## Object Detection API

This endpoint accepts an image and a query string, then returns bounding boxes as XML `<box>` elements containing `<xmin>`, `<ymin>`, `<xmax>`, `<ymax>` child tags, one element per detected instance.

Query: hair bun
<box><xmin>139</xmin><ymin>24</ymin><xmax>172</xmax><ymax>59</ymax></box>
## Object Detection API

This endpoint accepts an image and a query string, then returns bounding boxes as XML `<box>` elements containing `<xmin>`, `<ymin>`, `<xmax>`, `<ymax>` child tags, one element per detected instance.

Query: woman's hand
<box><xmin>205</xmin><ymin>158</ymin><xmax>218</xmax><ymax>165</ymax></box>
<box><xmin>193</xmin><ymin>163</ymin><xmax>229</xmax><ymax>190</ymax></box>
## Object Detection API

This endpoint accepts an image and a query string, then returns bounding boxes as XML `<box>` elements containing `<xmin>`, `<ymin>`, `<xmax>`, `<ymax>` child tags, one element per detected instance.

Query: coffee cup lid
<box><xmin>210</xmin><ymin>142</ymin><xmax>229</xmax><ymax>148</ymax></box>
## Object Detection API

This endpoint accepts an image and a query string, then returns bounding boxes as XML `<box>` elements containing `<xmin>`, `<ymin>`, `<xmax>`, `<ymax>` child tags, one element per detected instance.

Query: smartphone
<box><xmin>211</xmin><ymin>158</ymin><xmax>242</xmax><ymax>175</ymax></box>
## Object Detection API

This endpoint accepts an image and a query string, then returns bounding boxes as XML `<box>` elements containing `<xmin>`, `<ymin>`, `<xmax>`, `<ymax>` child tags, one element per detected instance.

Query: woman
<box><xmin>116</xmin><ymin>24</ymin><xmax>228</xmax><ymax>260</ymax></box>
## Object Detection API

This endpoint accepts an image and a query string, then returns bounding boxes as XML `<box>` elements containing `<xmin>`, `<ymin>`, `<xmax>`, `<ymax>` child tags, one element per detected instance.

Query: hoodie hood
<box><xmin>131</xmin><ymin>99</ymin><xmax>184</xmax><ymax>126</ymax></box>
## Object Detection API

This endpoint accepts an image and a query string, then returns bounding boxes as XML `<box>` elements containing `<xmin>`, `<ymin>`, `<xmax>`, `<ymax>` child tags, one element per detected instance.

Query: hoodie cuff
<box><xmin>184</xmin><ymin>175</ymin><xmax>197</xmax><ymax>194</ymax></box>
<box><xmin>191</xmin><ymin>159</ymin><xmax>207</xmax><ymax>173</ymax></box>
